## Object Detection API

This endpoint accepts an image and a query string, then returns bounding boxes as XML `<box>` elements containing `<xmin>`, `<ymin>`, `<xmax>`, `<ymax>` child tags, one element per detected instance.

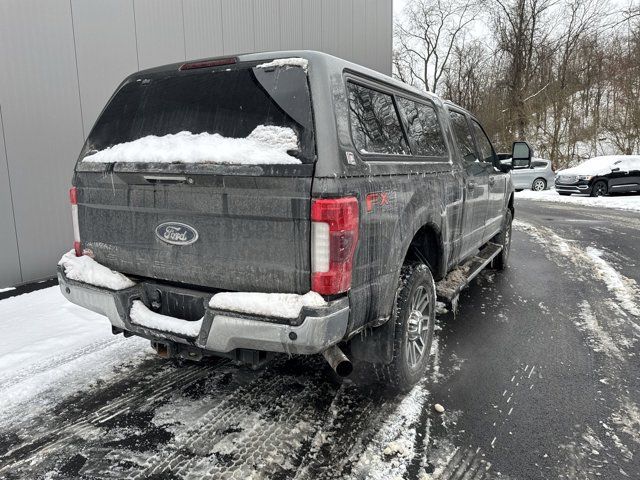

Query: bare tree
<box><xmin>393</xmin><ymin>0</ymin><xmax>639</xmax><ymax>162</ymax></box>
<box><xmin>492</xmin><ymin>0</ymin><xmax>555</xmax><ymax>139</ymax></box>
<box><xmin>394</xmin><ymin>0</ymin><xmax>480</xmax><ymax>93</ymax></box>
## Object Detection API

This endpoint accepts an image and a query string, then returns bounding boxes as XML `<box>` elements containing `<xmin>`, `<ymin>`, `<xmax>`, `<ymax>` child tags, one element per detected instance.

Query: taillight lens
<box><xmin>311</xmin><ymin>197</ymin><xmax>359</xmax><ymax>295</ymax></box>
<box><xmin>69</xmin><ymin>187</ymin><xmax>82</xmax><ymax>256</ymax></box>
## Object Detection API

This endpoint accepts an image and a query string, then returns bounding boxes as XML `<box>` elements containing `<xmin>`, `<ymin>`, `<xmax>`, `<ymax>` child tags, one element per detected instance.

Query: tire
<box><xmin>532</xmin><ymin>178</ymin><xmax>546</xmax><ymax>191</ymax></box>
<box><xmin>591</xmin><ymin>180</ymin><xmax>608</xmax><ymax>197</ymax></box>
<box><xmin>491</xmin><ymin>209</ymin><xmax>513</xmax><ymax>270</ymax></box>
<box><xmin>558</xmin><ymin>192</ymin><xmax>571</xmax><ymax>196</ymax></box>
<box><xmin>375</xmin><ymin>263</ymin><xmax>436</xmax><ymax>392</ymax></box>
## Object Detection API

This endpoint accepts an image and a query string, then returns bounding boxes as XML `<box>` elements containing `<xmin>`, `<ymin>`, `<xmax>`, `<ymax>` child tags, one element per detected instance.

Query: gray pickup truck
<box><xmin>58</xmin><ymin>51</ymin><xmax>531</xmax><ymax>390</ymax></box>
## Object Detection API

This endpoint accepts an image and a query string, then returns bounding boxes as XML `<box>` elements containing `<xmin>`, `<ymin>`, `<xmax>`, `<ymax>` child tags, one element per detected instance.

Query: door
<box><xmin>448</xmin><ymin>110</ymin><xmax>489</xmax><ymax>258</ymax></box>
<box><xmin>470</xmin><ymin>119</ymin><xmax>506</xmax><ymax>241</ymax></box>
<box><xmin>608</xmin><ymin>158</ymin><xmax>640</xmax><ymax>193</ymax></box>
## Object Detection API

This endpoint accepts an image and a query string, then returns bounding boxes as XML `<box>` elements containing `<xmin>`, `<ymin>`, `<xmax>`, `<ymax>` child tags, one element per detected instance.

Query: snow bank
<box><xmin>58</xmin><ymin>250</ymin><xmax>135</xmax><ymax>290</ymax></box>
<box><xmin>83</xmin><ymin>125</ymin><xmax>301</xmax><ymax>165</ymax></box>
<box><xmin>209</xmin><ymin>291</ymin><xmax>326</xmax><ymax>319</ymax></box>
<box><xmin>515</xmin><ymin>189</ymin><xmax>640</xmax><ymax>212</ymax></box>
<box><xmin>558</xmin><ymin>155</ymin><xmax>640</xmax><ymax>176</ymax></box>
<box><xmin>256</xmin><ymin>57</ymin><xmax>309</xmax><ymax>72</ymax></box>
<box><xmin>130</xmin><ymin>300</ymin><xmax>202</xmax><ymax>337</ymax></box>
<box><xmin>585</xmin><ymin>248</ymin><xmax>640</xmax><ymax>318</ymax></box>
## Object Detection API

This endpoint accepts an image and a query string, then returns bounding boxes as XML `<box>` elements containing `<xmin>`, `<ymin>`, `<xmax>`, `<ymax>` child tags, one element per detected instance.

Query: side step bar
<box><xmin>436</xmin><ymin>242</ymin><xmax>503</xmax><ymax>309</ymax></box>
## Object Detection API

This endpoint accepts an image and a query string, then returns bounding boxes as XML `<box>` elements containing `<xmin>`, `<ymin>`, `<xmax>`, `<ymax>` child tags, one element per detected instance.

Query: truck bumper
<box><xmin>58</xmin><ymin>267</ymin><xmax>349</xmax><ymax>356</ymax></box>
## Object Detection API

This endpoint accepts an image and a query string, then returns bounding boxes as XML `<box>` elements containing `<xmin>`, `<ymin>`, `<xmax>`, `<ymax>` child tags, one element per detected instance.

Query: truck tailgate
<box><xmin>75</xmin><ymin>170</ymin><xmax>312</xmax><ymax>293</ymax></box>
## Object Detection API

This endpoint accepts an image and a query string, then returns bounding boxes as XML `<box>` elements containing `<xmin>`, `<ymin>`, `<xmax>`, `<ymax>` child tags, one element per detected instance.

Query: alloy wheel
<box><xmin>593</xmin><ymin>181</ymin><xmax>607</xmax><ymax>196</ymax></box>
<box><xmin>405</xmin><ymin>285</ymin><xmax>431</xmax><ymax>368</ymax></box>
<box><xmin>532</xmin><ymin>179</ymin><xmax>546</xmax><ymax>191</ymax></box>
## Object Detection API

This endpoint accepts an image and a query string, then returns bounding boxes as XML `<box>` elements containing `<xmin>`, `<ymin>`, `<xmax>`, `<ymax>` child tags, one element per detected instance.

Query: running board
<box><xmin>436</xmin><ymin>242</ymin><xmax>503</xmax><ymax>308</ymax></box>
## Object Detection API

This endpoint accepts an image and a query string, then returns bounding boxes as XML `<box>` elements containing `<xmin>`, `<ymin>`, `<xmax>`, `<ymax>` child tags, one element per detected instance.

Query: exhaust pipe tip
<box><xmin>322</xmin><ymin>345</ymin><xmax>353</xmax><ymax>377</ymax></box>
<box><xmin>335</xmin><ymin>359</ymin><xmax>353</xmax><ymax>377</ymax></box>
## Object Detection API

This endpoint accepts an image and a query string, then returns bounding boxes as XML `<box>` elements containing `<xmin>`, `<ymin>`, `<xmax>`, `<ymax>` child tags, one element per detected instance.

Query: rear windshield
<box><xmin>81</xmin><ymin>64</ymin><xmax>315</xmax><ymax>165</ymax></box>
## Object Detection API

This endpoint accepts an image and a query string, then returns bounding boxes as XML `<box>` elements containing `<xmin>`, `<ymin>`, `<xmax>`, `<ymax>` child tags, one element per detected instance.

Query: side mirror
<box><xmin>511</xmin><ymin>141</ymin><xmax>532</xmax><ymax>169</ymax></box>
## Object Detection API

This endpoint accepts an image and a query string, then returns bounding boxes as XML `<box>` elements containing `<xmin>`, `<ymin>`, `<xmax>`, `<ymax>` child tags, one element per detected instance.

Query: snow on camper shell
<box><xmin>83</xmin><ymin>126</ymin><xmax>302</xmax><ymax>165</ymax></box>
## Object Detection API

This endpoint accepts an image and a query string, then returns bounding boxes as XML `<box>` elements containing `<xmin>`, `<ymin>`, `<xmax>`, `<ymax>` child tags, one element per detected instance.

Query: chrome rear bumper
<box><xmin>58</xmin><ymin>267</ymin><xmax>349</xmax><ymax>355</ymax></box>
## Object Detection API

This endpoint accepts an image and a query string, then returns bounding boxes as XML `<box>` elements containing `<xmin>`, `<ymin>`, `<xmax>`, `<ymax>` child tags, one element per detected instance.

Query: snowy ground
<box><xmin>0</xmin><ymin>287</ymin><xmax>463</xmax><ymax>480</ymax></box>
<box><xmin>0</xmin><ymin>202</ymin><xmax>639</xmax><ymax>479</ymax></box>
<box><xmin>515</xmin><ymin>188</ymin><xmax>640</xmax><ymax>212</ymax></box>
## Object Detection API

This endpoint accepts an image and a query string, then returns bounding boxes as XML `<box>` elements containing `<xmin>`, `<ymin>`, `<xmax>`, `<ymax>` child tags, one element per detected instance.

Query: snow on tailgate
<box><xmin>209</xmin><ymin>291</ymin><xmax>326</xmax><ymax>319</ymax></box>
<box><xmin>82</xmin><ymin>125</ymin><xmax>301</xmax><ymax>165</ymax></box>
<box><xmin>58</xmin><ymin>250</ymin><xmax>135</xmax><ymax>290</ymax></box>
<box><xmin>130</xmin><ymin>300</ymin><xmax>203</xmax><ymax>337</ymax></box>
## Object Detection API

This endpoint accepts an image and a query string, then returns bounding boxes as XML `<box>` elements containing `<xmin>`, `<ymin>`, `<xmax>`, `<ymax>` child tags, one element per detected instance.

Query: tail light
<box><xmin>311</xmin><ymin>197</ymin><xmax>359</xmax><ymax>295</ymax></box>
<box><xmin>69</xmin><ymin>187</ymin><xmax>82</xmax><ymax>256</ymax></box>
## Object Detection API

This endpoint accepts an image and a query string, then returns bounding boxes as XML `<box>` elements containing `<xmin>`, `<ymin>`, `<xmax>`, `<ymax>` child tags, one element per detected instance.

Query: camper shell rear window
<box><xmin>80</xmin><ymin>63</ymin><xmax>315</xmax><ymax>165</ymax></box>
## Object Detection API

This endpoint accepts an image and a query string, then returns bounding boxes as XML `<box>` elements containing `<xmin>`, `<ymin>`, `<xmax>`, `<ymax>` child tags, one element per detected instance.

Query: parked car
<box><xmin>555</xmin><ymin>155</ymin><xmax>640</xmax><ymax>196</ymax></box>
<box><xmin>57</xmin><ymin>51</ymin><xmax>531</xmax><ymax>391</ymax></box>
<box><xmin>498</xmin><ymin>156</ymin><xmax>554</xmax><ymax>191</ymax></box>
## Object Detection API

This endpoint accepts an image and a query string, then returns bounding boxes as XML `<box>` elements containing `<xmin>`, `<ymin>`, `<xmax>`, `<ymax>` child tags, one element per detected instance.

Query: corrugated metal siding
<box><xmin>222</xmin><ymin>0</ymin><xmax>256</xmax><ymax>54</ymax></box>
<box><xmin>183</xmin><ymin>0</ymin><xmax>225</xmax><ymax>59</ymax></box>
<box><xmin>278</xmin><ymin>0</ymin><xmax>303</xmax><ymax>49</ymax></box>
<box><xmin>0</xmin><ymin>107</ymin><xmax>22</xmax><ymax>287</ymax></box>
<box><xmin>254</xmin><ymin>0</ymin><xmax>281</xmax><ymax>52</ymax></box>
<box><xmin>0</xmin><ymin>0</ymin><xmax>392</xmax><ymax>287</ymax></box>
<box><xmin>0</xmin><ymin>0</ymin><xmax>85</xmax><ymax>284</ymax></box>
<box><xmin>71</xmin><ymin>0</ymin><xmax>139</xmax><ymax>134</ymax></box>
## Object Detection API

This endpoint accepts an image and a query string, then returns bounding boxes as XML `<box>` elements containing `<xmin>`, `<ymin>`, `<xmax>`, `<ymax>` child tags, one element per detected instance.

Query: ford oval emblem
<box><xmin>155</xmin><ymin>222</ymin><xmax>199</xmax><ymax>246</ymax></box>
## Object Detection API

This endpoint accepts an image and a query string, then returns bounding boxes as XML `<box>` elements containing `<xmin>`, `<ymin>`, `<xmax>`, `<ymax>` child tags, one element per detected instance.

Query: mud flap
<box><xmin>349</xmin><ymin>318</ymin><xmax>395</xmax><ymax>364</ymax></box>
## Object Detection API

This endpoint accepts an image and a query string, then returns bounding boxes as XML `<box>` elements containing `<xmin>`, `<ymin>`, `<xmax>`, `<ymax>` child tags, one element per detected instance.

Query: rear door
<box><xmin>74</xmin><ymin>61</ymin><xmax>315</xmax><ymax>294</ymax></box>
<box><xmin>608</xmin><ymin>158</ymin><xmax>640</xmax><ymax>193</ymax></box>
<box><xmin>447</xmin><ymin>109</ymin><xmax>489</xmax><ymax>258</ymax></box>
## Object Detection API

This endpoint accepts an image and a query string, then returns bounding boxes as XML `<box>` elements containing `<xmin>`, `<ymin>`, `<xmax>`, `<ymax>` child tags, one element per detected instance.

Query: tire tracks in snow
<box><xmin>0</xmin><ymin>337</ymin><xmax>119</xmax><ymax>391</ymax></box>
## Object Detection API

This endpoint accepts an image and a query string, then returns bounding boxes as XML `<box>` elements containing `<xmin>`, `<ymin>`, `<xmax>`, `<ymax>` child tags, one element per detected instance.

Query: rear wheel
<box><xmin>532</xmin><ymin>178</ymin><xmax>546</xmax><ymax>191</ymax></box>
<box><xmin>491</xmin><ymin>209</ymin><xmax>513</xmax><ymax>270</ymax></box>
<box><xmin>375</xmin><ymin>263</ymin><xmax>435</xmax><ymax>392</ymax></box>
<box><xmin>591</xmin><ymin>180</ymin><xmax>608</xmax><ymax>197</ymax></box>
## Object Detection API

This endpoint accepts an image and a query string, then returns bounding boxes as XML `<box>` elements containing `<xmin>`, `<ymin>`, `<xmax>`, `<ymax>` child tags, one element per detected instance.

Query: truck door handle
<box><xmin>467</xmin><ymin>180</ymin><xmax>476</xmax><ymax>190</ymax></box>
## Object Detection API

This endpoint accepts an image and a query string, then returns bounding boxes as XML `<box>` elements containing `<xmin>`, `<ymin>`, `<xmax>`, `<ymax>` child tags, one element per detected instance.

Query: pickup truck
<box><xmin>58</xmin><ymin>51</ymin><xmax>532</xmax><ymax>391</ymax></box>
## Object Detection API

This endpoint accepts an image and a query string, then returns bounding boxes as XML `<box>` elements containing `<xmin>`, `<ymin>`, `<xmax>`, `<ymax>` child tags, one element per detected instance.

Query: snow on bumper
<box><xmin>57</xmin><ymin>267</ymin><xmax>349</xmax><ymax>355</ymax></box>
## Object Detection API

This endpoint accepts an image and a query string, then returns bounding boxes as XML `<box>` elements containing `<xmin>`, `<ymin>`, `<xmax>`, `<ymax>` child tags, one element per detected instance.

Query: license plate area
<box><xmin>141</xmin><ymin>281</ymin><xmax>211</xmax><ymax>321</ymax></box>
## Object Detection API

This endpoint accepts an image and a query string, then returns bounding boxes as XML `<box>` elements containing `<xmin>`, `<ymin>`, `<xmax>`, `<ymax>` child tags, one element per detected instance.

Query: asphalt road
<box><xmin>430</xmin><ymin>199</ymin><xmax>640</xmax><ymax>479</ymax></box>
<box><xmin>0</xmin><ymin>199</ymin><xmax>638</xmax><ymax>479</ymax></box>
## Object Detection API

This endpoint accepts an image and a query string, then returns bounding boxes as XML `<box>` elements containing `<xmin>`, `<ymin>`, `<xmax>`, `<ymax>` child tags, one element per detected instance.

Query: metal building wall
<box><xmin>0</xmin><ymin>0</ymin><xmax>393</xmax><ymax>287</ymax></box>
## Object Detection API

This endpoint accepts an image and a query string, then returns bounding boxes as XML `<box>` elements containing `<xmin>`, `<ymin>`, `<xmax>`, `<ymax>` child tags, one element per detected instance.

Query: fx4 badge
<box><xmin>366</xmin><ymin>191</ymin><xmax>397</xmax><ymax>212</ymax></box>
<box><xmin>155</xmin><ymin>222</ymin><xmax>199</xmax><ymax>246</ymax></box>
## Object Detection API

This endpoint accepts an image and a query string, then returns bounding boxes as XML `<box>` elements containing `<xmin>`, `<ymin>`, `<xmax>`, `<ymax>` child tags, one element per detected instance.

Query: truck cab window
<box><xmin>471</xmin><ymin>120</ymin><xmax>496</xmax><ymax>164</ymax></box>
<box><xmin>396</xmin><ymin>97</ymin><xmax>447</xmax><ymax>158</ymax></box>
<box><xmin>347</xmin><ymin>82</ymin><xmax>409</xmax><ymax>155</ymax></box>
<box><xmin>448</xmin><ymin>111</ymin><xmax>476</xmax><ymax>163</ymax></box>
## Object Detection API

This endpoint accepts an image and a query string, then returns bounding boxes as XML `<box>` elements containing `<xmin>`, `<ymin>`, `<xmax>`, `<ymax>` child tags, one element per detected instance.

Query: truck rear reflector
<box><xmin>69</xmin><ymin>187</ymin><xmax>82</xmax><ymax>257</ymax></box>
<box><xmin>310</xmin><ymin>197</ymin><xmax>359</xmax><ymax>295</ymax></box>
